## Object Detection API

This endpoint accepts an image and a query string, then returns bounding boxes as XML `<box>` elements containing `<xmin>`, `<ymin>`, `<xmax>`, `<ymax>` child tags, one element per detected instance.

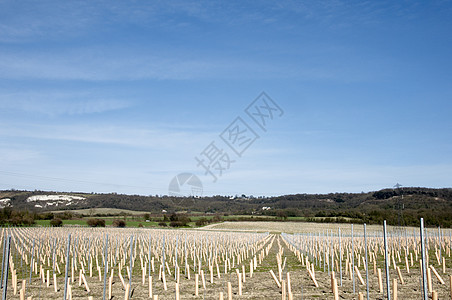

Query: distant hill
<box><xmin>1</xmin><ymin>187</ymin><xmax>452</xmax><ymax>226</ymax></box>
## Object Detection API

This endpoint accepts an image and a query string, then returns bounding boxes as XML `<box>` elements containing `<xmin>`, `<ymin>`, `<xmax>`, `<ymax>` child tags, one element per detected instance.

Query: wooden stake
<box><xmin>124</xmin><ymin>283</ymin><xmax>130</xmax><ymax>300</ymax></box>
<box><xmin>373</xmin><ymin>258</ymin><xmax>377</xmax><ymax>275</ymax></box>
<box><xmin>396</xmin><ymin>266</ymin><xmax>405</xmax><ymax>285</ymax></box>
<box><xmin>13</xmin><ymin>272</ymin><xmax>18</xmax><ymax>295</ymax></box>
<box><xmin>281</xmin><ymin>279</ymin><xmax>286</xmax><ymax>300</ymax></box>
<box><xmin>393</xmin><ymin>278</ymin><xmax>397</xmax><ymax>300</ymax></box>
<box><xmin>195</xmin><ymin>274</ymin><xmax>199</xmax><ymax>296</ymax></box>
<box><xmin>378</xmin><ymin>268</ymin><xmax>383</xmax><ymax>293</ymax></box>
<box><xmin>201</xmin><ymin>270</ymin><xmax>206</xmax><ymax>290</ymax></box>
<box><xmin>427</xmin><ymin>267</ymin><xmax>433</xmax><ymax>293</ymax></box>
<box><xmin>81</xmin><ymin>272</ymin><xmax>90</xmax><ymax>292</ymax></box>
<box><xmin>175</xmin><ymin>282</ymin><xmax>180</xmax><ymax>300</ymax></box>
<box><xmin>431</xmin><ymin>266</ymin><xmax>445</xmax><ymax>284</ymax></box>
<box><xmin>330</xmin><ymin>271</ymin><xmax>335</xmax><ymax>293</ymax></box>
<box><xmin>354</xmin><ymin>266</ymin><xmax>365</xmax><ymax>285</ymax></box>
<box><xmin>307</xmin><ymin>267</ymin><xmax>319</xmax><ymax>287</ymax></box>
<box><xmin>237</xmin><ymin>271</ymin><xmax>242</xmax><ymax>296</ymax></box>
<box><xmin>162</xmin><ymin>271</ymin><xmax>167</xmax><ymax>291</ymax></box>
<box><xmin>40</xmin><ymin>266</ymin><xmax>45</xmax><ymax>284</ymax></box>
<box><xmin>54</xmin><ymin>273</ymin><xmax>58</xmax><ymax>292</ymax></box>
<box><xmin>68</xmin><ymin>283</ymin><xmax>72</xmax><ymax>300</ymax></box>
<box><xmin>450</xmin><ymin>275</ymin><xmax>452</xmax><ymax>300</ymax></box>
<box><xmin>22</xmin><ymin>279</ymin><xmax>26</xmax><ymax>297</ymax></box>
<box><xmin>119</xmin><ymin>270</ymin><xmax>125</xmax><ymax>288</ymax></box>
<box><xmin>71</xmin><ymin>261</ymin><xmax>75</xmax><ymax>283</ymax></box>
<box><xmin>46</xmin><ymin>270</ymin><xmax>50</xmax><ymax>288</ymax></box>
<box><xmin>287</xmin><ymin>272</ymin><xmax>292</xmax><ymax>296</ymax></box>
<box><xmin>332</xmin><ymin>277</ymin><xmax>339</xmax><ymax>300</ymax></box>
<box><xmin>432</xmin><ymin>290</ymin><xmax>438</xmax><ymax>300</ymax></box>
<box><xmin>270</xmin><ymin>270</ymin><xmax>281</xmax><ymax>288</ymax></box>
<box><xmin>405</xmin><ymin>256</ymin><xmax>410</xmax><ymax>273</ymax></box>
<box><xmin>79</xmin><ymin>269</ymin><xmax>83</xmax><ymax>286</ymax></box>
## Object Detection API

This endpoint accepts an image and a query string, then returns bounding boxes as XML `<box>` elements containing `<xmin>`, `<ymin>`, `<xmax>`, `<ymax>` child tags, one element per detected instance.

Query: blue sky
<box><xmin>1</xmin><ymin>0</ymin><xmax>451</xmax><ymax>196</ymax></box>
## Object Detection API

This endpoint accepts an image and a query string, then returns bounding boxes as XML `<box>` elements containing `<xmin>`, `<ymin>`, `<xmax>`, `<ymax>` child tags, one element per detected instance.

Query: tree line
<box><xmin>1</xmin><ymin>187</ymin><xmax>452</xmax><ymax>227</ymax></box>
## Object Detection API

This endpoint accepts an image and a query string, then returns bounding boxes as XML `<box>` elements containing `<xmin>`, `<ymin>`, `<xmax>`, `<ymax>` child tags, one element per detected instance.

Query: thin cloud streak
<box><xmin>0</xmin><ymin>51</ymin><xmax>233</xmax><ymax>81</ymax></box>
<box><xmin>0</xmin><ymin>122</ymin><xmax>214</xmax><ymax>151</ymax></box>
<box><xmin>0</xmin><ymin>50</ymin><xmax>389</xmax><ymax>82</ymax></box>
<box><xmin>0</xmin><ymin>97</ymin><xmax>131</xmax><ymax>116</ymax></box>
<box><xmin>0</xmin><ymin>1</ymin><xmax>431</xmax><ymax>42</ymax></box>
<box><xmin>0</xmin><ymin>148</ymin><xmax>41</xmax><ymax>164</ymax></box>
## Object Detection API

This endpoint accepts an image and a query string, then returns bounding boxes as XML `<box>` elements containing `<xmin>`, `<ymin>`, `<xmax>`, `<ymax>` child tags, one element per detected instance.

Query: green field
<box><xmin>36</xmin><ymin>211</ymin><xmax>357</xmax><ymax>228</ymax></box>
<box><xmin>35</xmin><ymin>219</ymin><xmax>161</xmax><ymax>227</ymax></box>
<box><xmin>50</xmin><ymin>207</ymin><xmax>149</xmax><ymax>215</ymax></box>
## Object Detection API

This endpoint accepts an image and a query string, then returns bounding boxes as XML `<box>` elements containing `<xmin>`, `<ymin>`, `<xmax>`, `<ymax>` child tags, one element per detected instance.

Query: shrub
<box><xmin>168</xmin><ymin>214</ymin><xmax>191</xmax><ymax>226</ymax></box>
<box><xmin>169</xmin><ymin>213</ymin><xmax>178</xmax><ymax>221</ymax></box>
<box><xmin>195</xmin><ymin>217</ymin><xmax>209</xmax><ymax>227</ymax></box>
<box><xmin>169</xmin><ymin>221</ymin><xmax>184</xmax><ymax>227</ymax></box>
<box><xmin>22</xmin><ymin>216</ymin><xmax>35</xmax><ymax>226</ymax></box>
<box><xmin>158</xmin><ymin>222</ymin><xmax>167</xmax><ymax>227</ymax></box>
<box><xmin>211</xmin><ymin>215</ymin><xmax>223</xmax><ymax>223</ymax></box>
<box><xmin>178</xmin><ymin>215</ymin><xmax>191</xmax><ymax>225</ymax></box>
<box><xmin>9</xmin><ymin>216</ymin><xmax>22</xmax><ymax>226</ymax></box>
<box><xmin>86</xmin><ymin>218</ymin><xmax>106</xmax><ymax>227</ymax></box>
<box><xmin>50</xmin><ymin>218</ymin><xmax>63</xmax><ymax>227</ymax></box>
<box><xmin>112</xmin><ymin>219</ymin><xmax>126</xmax><ymax>227</ymax></box>
<box><xmin>42</xmin><ymin>212</ymin><xmax>55</xmax><ymax>220</ymax></box>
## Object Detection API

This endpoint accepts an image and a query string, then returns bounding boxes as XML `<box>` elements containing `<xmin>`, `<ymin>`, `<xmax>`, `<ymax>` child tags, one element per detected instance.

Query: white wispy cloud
<box><xmin>0</xmin><ymin>49</ymin><xmax>227</xmax><ymax>81</ymax></box>
<box><xmin>0</xmin><ymin>147</ymin><xmax>41</xmax><ymax>164</ymax></box>
<box><xmin>0</xmin><ymin>96</ymin><xmax>131</xmax><ymax>116</ymax></box>
<box><xmin>0</xmin><ymin>47</ymin><xmax>389</xmax><ymax>82</ymax></box>
<box><xmin>0</xmin><ymin>0</ymin><xmax>442</xmax><ymax>44</ymax></box>
<box><xmin>0</xmin><ymin>1</ymin><xmax>238</xmax><ymax>42</ymax></box>
<box><xmin>0</xmin><ymin>122</ymin><xmax>214</xmax><ymax>151</ymax></box>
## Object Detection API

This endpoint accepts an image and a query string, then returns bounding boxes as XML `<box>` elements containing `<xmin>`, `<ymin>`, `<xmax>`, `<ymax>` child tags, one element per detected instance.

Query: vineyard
<box><xmin>0</xmin><ymin>221</ymin><xmax>451</xmax><ymax>299</ymax></box>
